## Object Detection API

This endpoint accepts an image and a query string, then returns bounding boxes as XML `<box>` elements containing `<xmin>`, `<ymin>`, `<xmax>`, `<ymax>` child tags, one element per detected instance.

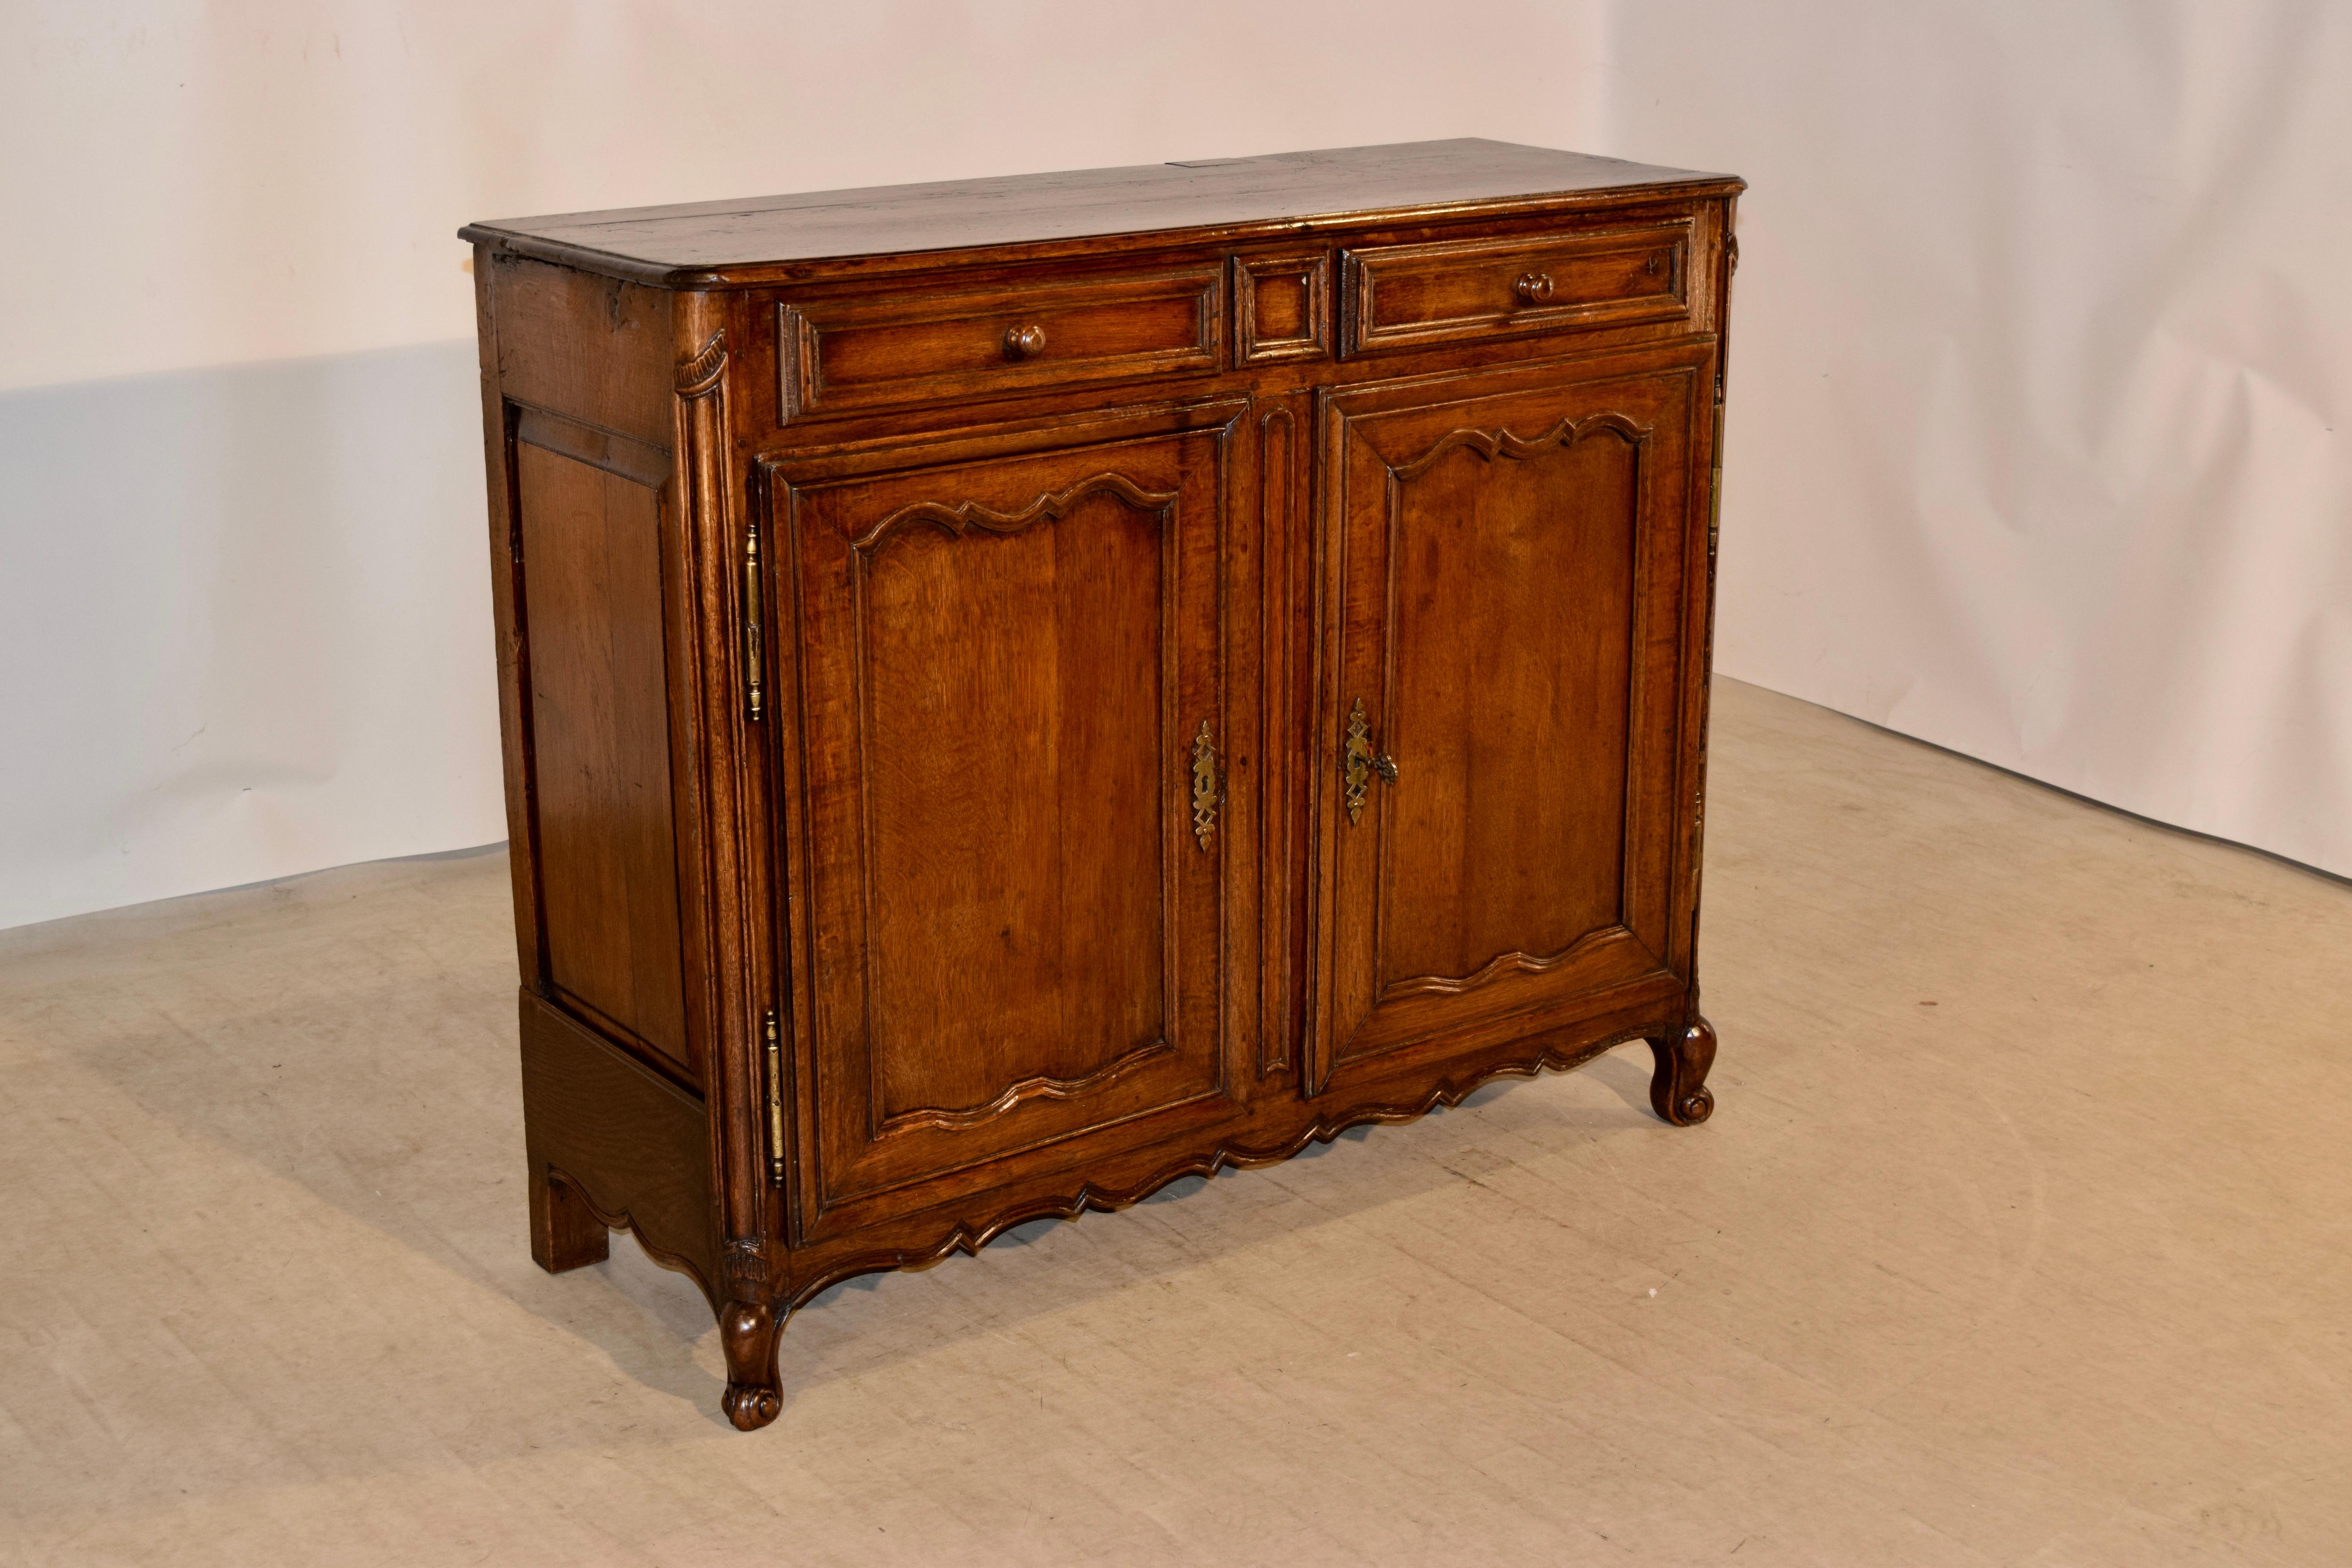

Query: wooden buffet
<box><xmin>459</xmin><ymin>139</ymin><xmax>1741</xmax><ymax>1428</ymax></box>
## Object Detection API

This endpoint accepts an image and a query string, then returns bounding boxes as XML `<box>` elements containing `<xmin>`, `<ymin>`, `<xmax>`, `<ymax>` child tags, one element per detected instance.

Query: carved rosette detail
<box><xmin>722</xmin><ymin>1237</ymin><xmax>770</xmax><ymax>1296</ymax></box>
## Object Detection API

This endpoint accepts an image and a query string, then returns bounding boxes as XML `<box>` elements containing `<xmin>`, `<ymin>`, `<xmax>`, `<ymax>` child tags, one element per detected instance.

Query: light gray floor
<box><xmin>4</xmin><ymin>678</ymin><xmax>2348</xmax><ymax>1566</ymax></box>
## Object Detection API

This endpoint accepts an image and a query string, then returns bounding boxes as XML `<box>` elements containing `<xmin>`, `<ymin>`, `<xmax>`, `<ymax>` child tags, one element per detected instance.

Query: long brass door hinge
<box><xmin>762</xmin><ymin>1008</ymin><xmax>784</xmax><ymax>1187</ymax></box>
<box><xmin>741</xmin><ymin>521</ymin><xmax>766</xmax><ymax>721</ymax></box>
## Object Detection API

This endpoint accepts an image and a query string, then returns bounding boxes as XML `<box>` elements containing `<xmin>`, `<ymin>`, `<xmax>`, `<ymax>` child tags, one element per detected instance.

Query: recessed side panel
<box><xmin>513</xmin><ymin>437</ymin><xmax>693</xmax><ymax>1078</ymax></box>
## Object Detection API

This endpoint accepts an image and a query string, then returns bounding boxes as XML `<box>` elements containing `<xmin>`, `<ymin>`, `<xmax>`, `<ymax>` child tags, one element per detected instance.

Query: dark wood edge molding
<box><xmin>514</xmin><ymin>405</ymin><xmax>673</xmax><ymax>488</ymax></box>
<box><xmin>456</xmin><ymin>176</ymin><xmax>1748</xmax><ymax>290</ymax></box>
<box><xmin>878</xmin><ymin>1039</ymin><xmax>1179</xmax><ymax>1136</ymax></box>
<box><xmin>756</xmin><ymin>397</ymin><xmax>1255</xmax><ymax>486</ymax></box>
<box><xmin>1379</xmin><ymin>922</ymin><xmax>1628</xmax><ymax>1000</ymax></box>
<box><xmin>853</xmin><ymin>471</ymin><xmax>1181</xmax><ymax>552</ymax></box>
<box><xmin>548</xmin><ymin>985</ymin><xmax>703</xmax><ymax>1096</ymax></box>
<box><xmin>1258</xmin><ymin>402</ymin><xmax>1299</xmax><ymax>1080</ymax></box>
<box><xmin>1676</xmin><ymin>195</ymin><xmax>1738</xmax><ymax>1006</ymax></box>
<box><xmin>666</xmin><ymin>307</ymin><xmax>775</xmax><ymax>1275</ymax></box>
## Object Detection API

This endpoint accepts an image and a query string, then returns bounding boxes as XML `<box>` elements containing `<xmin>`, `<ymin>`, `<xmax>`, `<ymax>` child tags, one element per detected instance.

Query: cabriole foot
<box><xmin>719</xmin><ymin>1299</ymin><xmax>784</xmax><ymax>1431</ymax></box>
<box><xmin>1646</xmin><ymin>1016</ymin><xmax>1718</xmax><ymax>1127</ymax></box>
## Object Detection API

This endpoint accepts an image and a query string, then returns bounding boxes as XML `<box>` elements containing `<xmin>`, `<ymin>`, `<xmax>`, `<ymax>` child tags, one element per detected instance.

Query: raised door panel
<box><xmin>776</xmin><ymin>418</ymin><xmax>1241</xmax><ymax>1232</ymax></box>
<box><xmin>1311</xmin><ymin>352</ymin><xmax>1703</xmax><ymax>1090</ymax></box>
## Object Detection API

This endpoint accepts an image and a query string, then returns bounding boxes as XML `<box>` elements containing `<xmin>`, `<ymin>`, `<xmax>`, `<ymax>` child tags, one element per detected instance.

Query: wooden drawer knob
<box><xmin>1513</xmin><ymin>272</ymin><xmax>1555</xmax><ymax>305</ymax></box>
<box><xmin>1002</xmin><ymin>323</ymin><xmax>1047</xmax><ymax>359</ymax></box>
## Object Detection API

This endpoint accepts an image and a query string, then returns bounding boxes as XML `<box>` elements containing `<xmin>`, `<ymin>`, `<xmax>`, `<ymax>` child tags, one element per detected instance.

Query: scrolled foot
<box><xmin>719</xmin><ymin>1298</ymin><xmax>784</xmax><ymax>1431</ymax></box>
<box><xmin>1646</xmin><ymin>1016</ymin><xmax>1719</xmax><ymax>1127</ymax></box>
<box><xmin>722</xmin><ymin>1380</ymin><xmax>781</xmax><ymax>1431</ymax></box>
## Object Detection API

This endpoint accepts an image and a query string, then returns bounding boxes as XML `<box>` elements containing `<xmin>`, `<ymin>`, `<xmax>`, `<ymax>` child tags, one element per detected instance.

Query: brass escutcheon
<box><xmin>1190</xmin><ymin>720</ymin><xmax>1221</xmax><ymax>850</ymax></box>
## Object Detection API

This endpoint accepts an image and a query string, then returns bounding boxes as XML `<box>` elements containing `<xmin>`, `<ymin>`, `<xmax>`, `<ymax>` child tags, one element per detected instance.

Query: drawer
<box><xmin>777</xmin><ymin>265</ymin><xmax>1222</xmax><ymax>420</ymax></box>
<box><xmin>1339</xmin><ymin>220</ymin><xmax>1693</xmax><ymax>356</ymax></box>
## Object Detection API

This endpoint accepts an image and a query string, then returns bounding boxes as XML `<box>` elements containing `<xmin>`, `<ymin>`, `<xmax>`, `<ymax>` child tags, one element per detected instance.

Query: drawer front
<box><xmin>1235</xmin><ymin>252</ymin><xmax>1332</xmax><ymax>365</ymax></box>
<box><xmin>778</xmin><ymin>265</ymin><xmax>1222</xmax><ymax>420</ymax></box>
<box><xmin>1340</xmin><ymin>220</ymin><xmax>1692</xmax><ymax>356</ymax></box>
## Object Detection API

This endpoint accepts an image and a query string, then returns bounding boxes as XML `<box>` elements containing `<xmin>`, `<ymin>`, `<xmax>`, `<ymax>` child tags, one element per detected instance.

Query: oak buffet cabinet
<box><xmin>460</xmin><ymin>140</ymin><xmax>1741</xmax><ymax>1429</ymax></box>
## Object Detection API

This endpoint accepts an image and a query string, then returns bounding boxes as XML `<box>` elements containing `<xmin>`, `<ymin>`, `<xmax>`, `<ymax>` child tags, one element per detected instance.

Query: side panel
<box><xmin>520</xmin><ymin>990</ymin><xmax>716</xmax><ymax>1297</ymax></box>
<box><xmin>481</xmin><ymin>255</ymin><xmax>700</xmax><ymax>1085</ymax></box>
<box><xmin>493</xmin><ymin>257</ymin><xmax>677</xmax><ymax>447</ymax></box>
<box><xmin>511</xmin><ymin>437</ymin><xmax>693</xmax><ymax>1074</ymax></box>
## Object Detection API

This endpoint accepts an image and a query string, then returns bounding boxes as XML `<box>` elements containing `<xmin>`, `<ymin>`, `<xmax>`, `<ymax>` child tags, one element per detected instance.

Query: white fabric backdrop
<box><xmin>2</xmin><ymin>1</ymin><xmax>2343</xmax><ymax>931</ymax></box>
<box><xmin>1606</xmin><ymin>1</ymin><xmax>2352</xmax><ymax>881</ymax></box>
<box><xmin>0</xmin><ymin>1</ymin><xmax>1610</xmax><ymax>930</ymax></box>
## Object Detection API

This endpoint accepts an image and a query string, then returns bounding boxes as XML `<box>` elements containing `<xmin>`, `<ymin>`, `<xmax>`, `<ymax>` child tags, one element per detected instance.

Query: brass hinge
<box><xmin>740</xmin><ymin>521</ymin><xmax>766</xmax><ymax>721</ymax></box>
<box><xmin>762</xmin><ymin>1009</ymin><xmax>784</xmax><ymax>1187</ymax></box>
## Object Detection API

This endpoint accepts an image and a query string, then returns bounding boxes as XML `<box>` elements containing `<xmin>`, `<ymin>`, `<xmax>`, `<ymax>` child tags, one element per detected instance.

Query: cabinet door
<box><xmin>1310</xmin><ymin>353</ymin><xmax>1703</xmax><ymax>1091</ymax></box>
<box><xmin>773</xmin><ymin>413</ymin><xmax>1243</xmax><ymax>1231</ymax></box>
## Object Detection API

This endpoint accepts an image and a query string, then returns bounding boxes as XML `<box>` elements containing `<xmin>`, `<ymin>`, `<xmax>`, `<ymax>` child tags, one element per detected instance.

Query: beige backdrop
<box><xmin>1</xmin><ymin>1</ymin><xmax>2343</xmax><ymax>929</ymax></box>
<box><xmin>1607</xmin><ymin>2</ymin><xmax>2352</xmax><ymax>882</ymax></box>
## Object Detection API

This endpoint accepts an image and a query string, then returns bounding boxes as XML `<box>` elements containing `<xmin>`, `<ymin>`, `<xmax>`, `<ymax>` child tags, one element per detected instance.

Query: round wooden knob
<box><xmin>1514</xmin><ymin>272</ymin><xmax>1555</xmax><ymax>305</ymax></box>
<box><xmin>1003</xmin><ymin>323</ymin><xmax>1047</xmax><ymax>359</ymax></box>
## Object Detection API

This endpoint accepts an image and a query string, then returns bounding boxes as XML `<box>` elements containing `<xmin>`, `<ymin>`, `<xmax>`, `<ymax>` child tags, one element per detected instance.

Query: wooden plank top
<box><xmin>459</xmin><ymin>139</ymin><xmax>1741</xmax><ymax>286</ymax></box>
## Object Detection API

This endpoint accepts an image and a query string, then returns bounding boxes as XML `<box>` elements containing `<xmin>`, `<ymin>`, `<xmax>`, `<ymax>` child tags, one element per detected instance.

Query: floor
<box><xmin>2</xmin><ymin>678</ymin><xmax>2347</xmax><ymax>1567</ymax></box>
